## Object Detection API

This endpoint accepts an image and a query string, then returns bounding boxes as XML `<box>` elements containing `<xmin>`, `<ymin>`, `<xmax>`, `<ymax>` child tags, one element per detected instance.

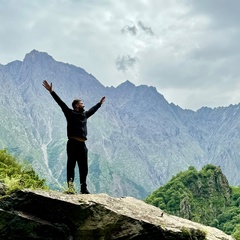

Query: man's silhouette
<box><xmin>43</xmin><ymin>80</ymin><xmax>105</xmax><ymax>194</ymax></box>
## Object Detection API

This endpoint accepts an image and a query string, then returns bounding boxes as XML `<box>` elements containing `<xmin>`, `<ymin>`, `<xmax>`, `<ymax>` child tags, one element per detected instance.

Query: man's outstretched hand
<box><xmin>42</xmin><ymin>80</ymin><xmax>53</xmax><ymax>92</ymax></box>
<box><xmin>100</xmin><ymin>96</ymin><xmax>106</xmax><ymax>105</ymax></box>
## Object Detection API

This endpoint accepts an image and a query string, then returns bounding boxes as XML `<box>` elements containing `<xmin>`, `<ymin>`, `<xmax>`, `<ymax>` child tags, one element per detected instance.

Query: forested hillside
<box><xmin>145</xmin><ymin>164</ymin><xmax>240</xmax><ymax>239</ymax></box>
<box><xmin>0</xmin><ymin>149</ymin><xmax>47</xmax><ymax>194</ymax></box>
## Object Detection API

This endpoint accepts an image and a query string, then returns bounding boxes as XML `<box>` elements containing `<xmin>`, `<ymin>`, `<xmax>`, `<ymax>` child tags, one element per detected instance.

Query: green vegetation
<box><xmin>145</xmin><ymin>164</ymin><xmax>240</xmax><ymax>239</ymax></box>
<box><xmin>0</xmin><ymin>149</ymin><xmax>48</xmax><ymax>194</ymax></box>
<box><xmin>180</xmin><ymin>227</ymin><xmax>206</xmax><ymax>240</ymax></box>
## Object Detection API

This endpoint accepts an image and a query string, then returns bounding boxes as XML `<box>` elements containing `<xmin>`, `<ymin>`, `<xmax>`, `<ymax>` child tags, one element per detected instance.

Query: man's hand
<box><xmin>100</xmin><ymin>96</ymin><xmax>106</xmax><ymax>105</ymax></box>
<box><xmin>42</xmin><ymin>80</ymin><xmax>53</xmax><ymax>92</ymax></box>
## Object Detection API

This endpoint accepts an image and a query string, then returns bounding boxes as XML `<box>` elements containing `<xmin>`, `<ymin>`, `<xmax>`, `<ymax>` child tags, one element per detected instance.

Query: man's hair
<box><xmin>72</xmin><ymin>99</ymin><xmax>81</xmax><ymax>109</ymax></box>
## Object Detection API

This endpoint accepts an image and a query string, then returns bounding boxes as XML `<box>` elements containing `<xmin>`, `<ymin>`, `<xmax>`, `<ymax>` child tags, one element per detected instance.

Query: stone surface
<box><xmin>0</xmin><ymin>189</ymin><xmax>234</xmax><ymax>240</ymax></box>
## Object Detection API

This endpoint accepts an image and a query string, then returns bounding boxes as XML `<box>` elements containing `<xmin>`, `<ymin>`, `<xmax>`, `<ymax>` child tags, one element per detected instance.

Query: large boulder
<box><xmin>0</xmin><ymin>189</ymin><xmax>234</xmax><ymax>240</ymax></box>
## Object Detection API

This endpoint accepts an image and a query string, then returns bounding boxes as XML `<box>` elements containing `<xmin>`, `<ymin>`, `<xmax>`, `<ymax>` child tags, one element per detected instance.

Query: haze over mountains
<box><xmin>1</xmin><ymin>50</ymin><xmax>240</xmax><ymax>199</ymax></box>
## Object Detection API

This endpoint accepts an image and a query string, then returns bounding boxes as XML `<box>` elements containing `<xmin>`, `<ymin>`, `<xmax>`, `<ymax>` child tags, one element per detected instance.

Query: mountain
<box><xmin>1</xmin><ymin>50</ymin><xmax>240</xmax><ymax>199</ymax></box>
<box><xmin>0</xmin><ymin>189</ymin><xmax>234</xmax><ymax>240</ymax></box>
<box><xmin>145</xmin><ymin>164</ymin><xmax>240</xmax><ymax>237</ymax></box>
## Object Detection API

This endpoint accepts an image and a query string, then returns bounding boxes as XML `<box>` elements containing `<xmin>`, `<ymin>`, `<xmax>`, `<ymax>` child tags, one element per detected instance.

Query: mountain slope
<box><xmin>1</xmin><ymin>50</ymin><xmax>240</xmax><ymax>199</ymax></box>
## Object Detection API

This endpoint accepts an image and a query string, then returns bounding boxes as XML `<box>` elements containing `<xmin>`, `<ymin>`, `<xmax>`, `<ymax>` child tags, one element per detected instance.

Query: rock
<box><xmin>0</xmin><ymin>182</ymin><xmax>6</xmax><ymax>196</ymax></box>
<box><xmin>0</xmin><ymin>189</ymin><xmax>234</xmax><ymax>240</ymax></box>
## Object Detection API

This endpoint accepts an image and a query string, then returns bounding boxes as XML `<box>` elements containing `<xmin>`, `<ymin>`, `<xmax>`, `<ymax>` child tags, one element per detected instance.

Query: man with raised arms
<box><xmin>42</xmin><ymin>80</ymin><xmax>105</xmax><ymax>194</ymax></box>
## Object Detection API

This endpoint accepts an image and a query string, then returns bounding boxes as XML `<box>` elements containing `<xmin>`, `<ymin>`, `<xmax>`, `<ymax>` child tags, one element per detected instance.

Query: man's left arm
<box><xmin>86</xmin><ymin>96</ymin><xmax>105</xmax><ymax>118</ymax></box>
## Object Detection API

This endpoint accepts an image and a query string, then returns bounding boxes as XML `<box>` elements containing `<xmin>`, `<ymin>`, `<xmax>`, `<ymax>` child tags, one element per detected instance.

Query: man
<box><xmin>42</xmin><ymin>80</ymin><xmax>105</xmax><ymax>194</ymax></box>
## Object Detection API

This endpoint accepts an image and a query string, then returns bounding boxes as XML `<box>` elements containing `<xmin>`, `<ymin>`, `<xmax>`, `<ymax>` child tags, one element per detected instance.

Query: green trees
<box><xmin>145</xmin><ymin>164</ymin><xmax>240</xmax><ymax>238</ymax></box>
<box><xmin>0</xmin><ymin>149</ymin><xmax>47</xmax><ymax>194</ymax></box>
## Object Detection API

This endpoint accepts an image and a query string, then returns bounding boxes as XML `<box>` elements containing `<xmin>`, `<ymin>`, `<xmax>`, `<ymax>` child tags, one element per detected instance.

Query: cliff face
<box><xmin>0</xmin><ymin>189</ymin><xmax>234</xmax><ymax>240</ymax></box>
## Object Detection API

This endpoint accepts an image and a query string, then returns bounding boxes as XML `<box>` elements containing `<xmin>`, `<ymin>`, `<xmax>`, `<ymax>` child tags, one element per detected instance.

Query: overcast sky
<box><xmin>1</xmin><ymin>0</ymin><xmax>240</xmax><ymax>110</ymax></box>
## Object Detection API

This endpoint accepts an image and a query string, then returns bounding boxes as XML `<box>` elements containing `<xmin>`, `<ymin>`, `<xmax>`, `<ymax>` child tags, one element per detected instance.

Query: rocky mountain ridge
<box><xmin>1</xmin><ymin>50</ymin><xmax>240</xmax><ymax>199</ymax></box>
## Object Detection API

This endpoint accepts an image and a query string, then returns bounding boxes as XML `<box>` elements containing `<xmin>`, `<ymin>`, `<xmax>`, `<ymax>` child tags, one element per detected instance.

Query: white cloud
<box><xmin>1</xmin><ymin>0</ymin><xmax>240</xmax><ymax>110</ymax></box>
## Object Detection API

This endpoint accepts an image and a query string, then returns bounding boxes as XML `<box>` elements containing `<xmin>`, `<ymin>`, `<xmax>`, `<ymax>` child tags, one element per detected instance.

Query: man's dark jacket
<box><xmin>50</xmin><ymin>91</ymin><xmax>101</xmax><ymax>140</ymax></box>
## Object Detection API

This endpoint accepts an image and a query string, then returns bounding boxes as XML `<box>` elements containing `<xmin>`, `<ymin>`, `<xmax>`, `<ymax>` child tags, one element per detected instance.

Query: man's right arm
<box><xmin>42</xmin><ymin>80</ymin><xmax>69</xmax><ymax>112</ymax></box>
<box><xmin>50</xmin><ymin>91</ymin><xmax>69</xmax><ymax>112</ymax></box>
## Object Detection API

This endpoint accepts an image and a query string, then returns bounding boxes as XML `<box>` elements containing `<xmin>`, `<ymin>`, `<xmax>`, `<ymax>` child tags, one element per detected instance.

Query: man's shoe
<box><xmin>80</xmin><ymin>183</ymin><xmax>90</xmax><ymax>194</ymax></box>
<box><xmin>80</xmin><ymin>188</ymin><xmax>90</xmax><ymax>194</ymax></box>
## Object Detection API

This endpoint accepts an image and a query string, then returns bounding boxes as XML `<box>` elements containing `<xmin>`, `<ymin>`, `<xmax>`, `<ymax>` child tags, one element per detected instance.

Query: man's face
<box><xmin>75</xmin><ymin>100</ymin><xmax>84</xmax><ymax>111</ymax></box>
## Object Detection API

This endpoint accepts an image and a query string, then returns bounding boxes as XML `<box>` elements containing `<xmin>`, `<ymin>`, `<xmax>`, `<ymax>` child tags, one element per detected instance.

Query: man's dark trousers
<box><xmin>66</xmin><ymin>138</ymin><xmax>88</xmax><ymax>189</ymax></box>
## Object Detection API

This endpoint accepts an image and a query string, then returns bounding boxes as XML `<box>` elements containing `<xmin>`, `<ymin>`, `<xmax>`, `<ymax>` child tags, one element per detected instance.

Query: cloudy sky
<box><xmin>1</xmin><ymin>0</ymin><xmax>240</xmax><ymax>110</ymax></box>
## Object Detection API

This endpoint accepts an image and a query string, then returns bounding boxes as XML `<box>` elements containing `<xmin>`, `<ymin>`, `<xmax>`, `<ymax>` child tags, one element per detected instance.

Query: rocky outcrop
<box><xmin>0</xmin><ymin>189</ymin><xmax>234</xmax><ymax>240</ymax></box>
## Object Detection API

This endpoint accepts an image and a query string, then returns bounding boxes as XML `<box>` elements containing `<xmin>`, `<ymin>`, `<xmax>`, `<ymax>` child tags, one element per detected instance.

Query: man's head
<box><xmin>72</xmin><ymin>99</ymin><xmax>84</xmax><ymax>111</ymax></box>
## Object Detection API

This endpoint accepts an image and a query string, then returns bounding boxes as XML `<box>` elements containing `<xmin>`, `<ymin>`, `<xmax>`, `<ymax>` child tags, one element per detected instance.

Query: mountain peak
<box><xmin>23</xmin><ymin>49</ymin><xmax>54</xmax><ymax>62</ymax></box>
<box><xmin>117</xmin><ymin>80</ymin><xmax>135</xmax><ymax>88</ymax></box>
